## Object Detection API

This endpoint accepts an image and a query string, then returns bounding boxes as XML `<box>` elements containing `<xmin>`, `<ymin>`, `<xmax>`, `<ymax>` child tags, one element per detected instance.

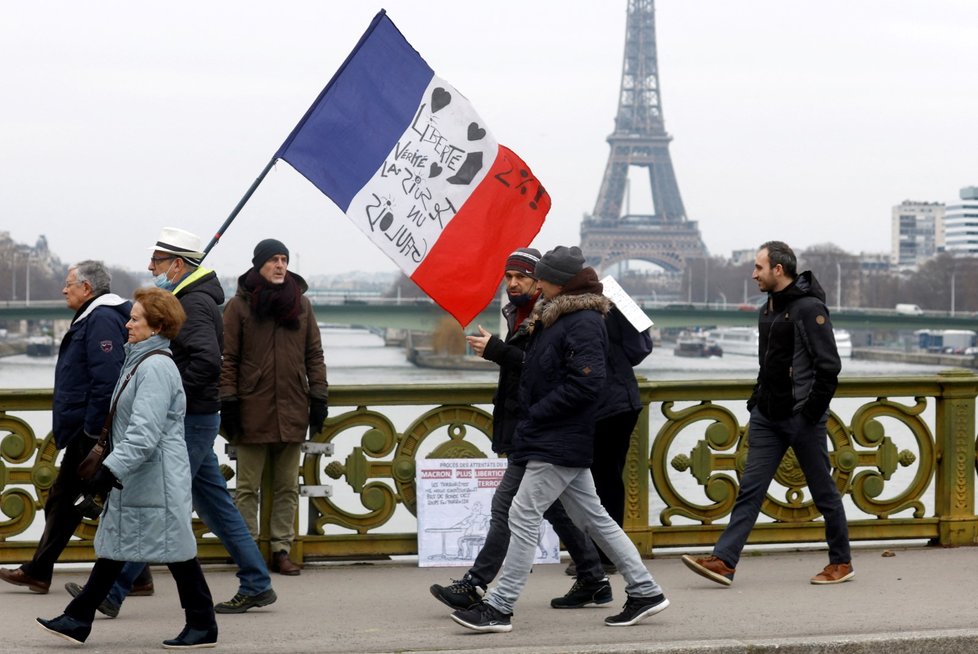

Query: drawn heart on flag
<box><xmin>429</xmin><ymin>163</ymin><xmax>443</xmax><ymax>178</ymax></box>
<box><xmin>431</xmin><ymin>88</ymin><xmax>451</xmax><ymax>113</ymax></box>
<box><xmin>467</xmin><ymin>123</ymin><xmax>486</xmax><ymax>141</ymax></box>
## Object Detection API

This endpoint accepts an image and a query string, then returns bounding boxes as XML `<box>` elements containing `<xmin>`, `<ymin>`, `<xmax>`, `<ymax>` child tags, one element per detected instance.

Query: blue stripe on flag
<box><xmin>275</xmin><ymin>12</ymin><xmax>433</xmax><ymax>211</ymax></box>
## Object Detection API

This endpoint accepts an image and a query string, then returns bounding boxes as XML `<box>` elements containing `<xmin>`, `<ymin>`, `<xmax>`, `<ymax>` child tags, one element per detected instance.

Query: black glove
<box><xmin>309</xmin><ymin>398</ymin><xmax>328</xmax><ymax>435</ymax></box>
<box><xmin>221</xmin><ymin>400</ymin><xmax>242</xmax><ymax>440</ymax></box>
<box><xmin>89</xmin><ymin>466</ymin><xmax>122</xmax><ymax>498</ymax></box>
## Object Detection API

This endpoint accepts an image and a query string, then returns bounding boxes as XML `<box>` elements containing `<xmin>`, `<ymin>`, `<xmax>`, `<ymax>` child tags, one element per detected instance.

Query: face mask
<box><xmin>153</xmin><ymin>261</ymin><xmax>177</xmax><ymax>291</ymax></box>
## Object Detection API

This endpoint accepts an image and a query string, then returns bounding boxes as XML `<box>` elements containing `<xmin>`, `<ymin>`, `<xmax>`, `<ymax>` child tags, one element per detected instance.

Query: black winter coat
<box><xmin>748</xmin><ymin>271</ymin><xmax>841</xmax><ymax>422</ymax></box>
<box><xmin>52</xmin><ymin>294</ymin><xmax>130</xmax><ymax>448</ymax></box>
<box><xmin>510</xmin><ymin>292</ymin><xmax>610</xmax><ymax>468</ymax></box>
<box><xmin>172</xmin><ymin>268</ymin><xmax>225</xmax><ymax>415</ymax></box>
<box><xmin>481</xmin><ymin>301</ymin><xmax>535</xmax><ymax>454</ymax></box>
<box><xmin>596</xmin><ymin>306</ymin><xmax>653</xmax><ymax>420</ymax></box>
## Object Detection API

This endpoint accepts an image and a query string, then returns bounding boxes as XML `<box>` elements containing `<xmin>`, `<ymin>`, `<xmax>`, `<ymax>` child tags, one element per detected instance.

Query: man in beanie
<box><xmin>450</xmin><ymin>246</ymin><xmax>669</xmax><ymax>633</ymax></box>
<box><xmin>430</xmin><ymin>248</ymin><xmax>610</xmax><ymax>611</ymax></box>
<box><xmin>63</xmin><ymin>228</ymin><xmax>278</xmax><ymax>616</ymax></box>
<box><xmin>220</xmin><ymin>239</ymin><xmax>328</xmax><ymax>576</ymax></box>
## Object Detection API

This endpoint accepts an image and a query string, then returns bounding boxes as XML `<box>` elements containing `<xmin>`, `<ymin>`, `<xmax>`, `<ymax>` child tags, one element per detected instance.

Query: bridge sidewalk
<box><xmin>5</xmin><ymin>545</ymin><xmax>977</xmax><ymax>653</ymax></box>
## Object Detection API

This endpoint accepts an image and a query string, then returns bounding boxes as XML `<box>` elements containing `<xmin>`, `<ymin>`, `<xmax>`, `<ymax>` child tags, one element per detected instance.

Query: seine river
<box><xmin>0</xmin><ymin>327</ymin><xmax>947</xmax><ymax>548</ymax></box>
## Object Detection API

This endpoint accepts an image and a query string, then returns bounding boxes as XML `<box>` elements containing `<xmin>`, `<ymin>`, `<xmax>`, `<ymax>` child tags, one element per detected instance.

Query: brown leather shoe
<box><xmin>130</xmin><ymin>582</ymin><xmax>154</xmax><ymax>596</ymax></box>
<box><xmin>0</xmin><ymin>567</ymin><xmax>50</xmax><ymax>593</ymax></box>
<box><xmin>271</xmin><ymin>550</ymin><xmax>301</xmax><ymax>576</ymax></box>
<box><xmin>681</xmin><ymin>554</ymin><xmax>735</xmax><ymax>586</ymax></box>
<box><xmin>811</xmin><ymin>562</ymin><xmax>854</xmax><ymax>585</ymax></box>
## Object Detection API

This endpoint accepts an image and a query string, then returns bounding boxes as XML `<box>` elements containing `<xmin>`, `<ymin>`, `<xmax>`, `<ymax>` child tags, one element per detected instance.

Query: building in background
<box><xmin>942</xmin><ymin>186</ymin><xmax>978</xmax><ymax>256</ymax></box>
<box><xmin>891</xmin><ymin>200</ymin><xmax>943</xmax><ymax>270</ymax></box>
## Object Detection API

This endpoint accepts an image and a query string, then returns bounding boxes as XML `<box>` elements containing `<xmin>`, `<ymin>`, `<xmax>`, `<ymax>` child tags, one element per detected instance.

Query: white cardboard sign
<box><xmin>416</xmin><ymin>458</ymin><xmax>559</xmax><ymax>567</ymax></box>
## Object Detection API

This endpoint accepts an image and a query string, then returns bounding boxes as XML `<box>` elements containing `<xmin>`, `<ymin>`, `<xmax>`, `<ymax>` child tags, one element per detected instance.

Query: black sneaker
<box><xmin>36</xmin><ymin>614</ymin><xmax>92</xmax><ymax>645</ymax></box>
<box><xmin>162</xmin><ymin>624</ymin><xmax>218</xmax><ymax>649</ymax></box>
<box><xmin>604</xmin><ymin>593</ymin><xmax>670</xmax><ymax>626</ymax></box>
<box><xmin>450</xmin><ymin>600</ymin><xmax>513</xmax><ymax>633</ymax></box>
<box><xmin>64</xmin><ymin>581</ymin><xmax>121</xmax><ymax>618</ymax></box>
<box><xmin>214</xmin><ymin>588</ymin><xmax>278</xmax><ymax>613</ymax></box>
<box><xmin>550</xmin><ymin>577</ymin><xmax>613</xmax><ymax>608</ymax></box>
<box><xmin>429</xmin><ymin>575</ymin><xmax>484</xmax><ymax>610</ymax></box>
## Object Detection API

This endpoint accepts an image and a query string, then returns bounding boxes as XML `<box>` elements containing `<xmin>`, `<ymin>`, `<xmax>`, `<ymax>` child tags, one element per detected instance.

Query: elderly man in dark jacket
<box><xmin>67</xmin><ymin>228</ymin><xmax>277</xmax><ymax>616</ymax></box>
<box><xmin>0</xmin><ymin>261</ymin><xmax>129</xmax><ymax>594</ymax></box>
<box><xmin>450</xmin><ymin>246</ymin><xmax>669</xmax><ymax>634</ymax></box>
<box><xmin>682</xmin><ymin>240</ymin><xmax>852</xmax><ymax>587</ymax></box>
<box><xmin>430</xmin><ymin>248</ymin><xmax>607</xmax><ymax>612</ymax></box>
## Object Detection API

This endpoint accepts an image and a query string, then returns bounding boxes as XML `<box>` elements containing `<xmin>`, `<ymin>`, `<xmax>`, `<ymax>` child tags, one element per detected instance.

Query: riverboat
<box><xmin>708</xmin><ymin>327</ymin><xmax>852</xmax><ymax>358</ymax></box>
<box><xmin>26</xmin><ymin>335</ymin><xmax>54</xmax><ymax>357</ymax></box>
<box><xmin>673</xmin><ymin>331</ymin><xmax>723</xmax><ymax>358</ymax></box>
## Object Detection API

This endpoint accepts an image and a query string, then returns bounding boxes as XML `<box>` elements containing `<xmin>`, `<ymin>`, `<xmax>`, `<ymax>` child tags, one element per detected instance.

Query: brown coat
<box><xmin>220</xmin><ymin>272</ymin><xmax>328</xmax><ymax>444</ymax></box>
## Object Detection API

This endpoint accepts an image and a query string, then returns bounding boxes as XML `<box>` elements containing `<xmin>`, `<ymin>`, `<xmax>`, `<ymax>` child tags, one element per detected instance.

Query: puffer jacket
<box><xmin>748</xmin><ymin>270</ymin><xmax>841</xmax><ymax>422</ymax></box>
<box><xmin>171</xmin><ymin>267</ymin><xmax>225</xmax><ymax>415</ymax></box>
<box><xmin>596</xmin><ymin>305</ymin><xmax>654</xmax><ymax>420</ymax></box>
<box><xmin>480</xmin><ymin>298</ymin><xmax>537</xmax><ymax>454</ymax></box>
<box><xmin>510</xmin><ymin>286</ymin><xmax>610</xmax><ymax>468</ymax></box>
<box><xmin>52</xmin><ymin>293</ymin><xmax>130</xmax><ymax>448</ymax></box>
<box><xmin>96</xmin><ymin>335</ymin><xmax>196</xmax><ymax>563</ymax></box>
<box><xmin>220</xmin><ymin>270</ymin><xmax>328</xmax><ymax>444</ymax></box>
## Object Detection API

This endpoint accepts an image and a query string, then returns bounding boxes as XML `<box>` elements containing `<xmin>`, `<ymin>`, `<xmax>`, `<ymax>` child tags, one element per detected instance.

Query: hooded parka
<box><xmin>510</xmin><ymin>276</ymin><xmax>610</xmax><ymax>469</ymax></box>
<box><xmin>95</xmin><ymin>335</ymin><xmax>196</xmax><ymax>563</ymax></box>
<box><xmin>52</xmin><ymin>293</ymin><xmax>130</xmax><ymax>448</ymax></box>
<box><xmin>219</xmin><ymin>271</ymin><xmax>328</xmax><ymax>443</ymax></box>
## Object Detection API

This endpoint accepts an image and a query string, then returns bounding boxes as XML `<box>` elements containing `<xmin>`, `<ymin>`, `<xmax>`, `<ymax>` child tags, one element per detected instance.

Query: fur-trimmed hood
<box><xmin>531</xmin><ymin>293</ymin><xmax>611</xmax><ymax>330</ymax></box>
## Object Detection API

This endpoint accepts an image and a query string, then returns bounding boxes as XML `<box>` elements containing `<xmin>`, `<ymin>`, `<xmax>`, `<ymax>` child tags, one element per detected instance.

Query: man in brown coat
<box><xmin>220</xmin><ymin>239</ymin><xmax>328</xmax><ymax>575</ymax></box>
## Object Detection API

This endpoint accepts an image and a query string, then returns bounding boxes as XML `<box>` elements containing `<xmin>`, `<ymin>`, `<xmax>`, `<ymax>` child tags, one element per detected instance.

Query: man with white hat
<box><xmin>66</xmin><ymin>227</ymin><xmax>277</xmax><ymax>616</ymax></box>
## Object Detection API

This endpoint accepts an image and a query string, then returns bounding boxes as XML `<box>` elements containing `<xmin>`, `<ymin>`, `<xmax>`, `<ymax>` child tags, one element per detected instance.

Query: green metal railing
<box><xmin>2</xmin><ymin>373</ymin><xmax>977</xmax><ymax>565</ymax></box>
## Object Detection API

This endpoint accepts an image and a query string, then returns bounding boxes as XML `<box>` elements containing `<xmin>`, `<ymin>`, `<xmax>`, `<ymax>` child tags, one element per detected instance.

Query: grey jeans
<box><xmin>486</xmin><ymin>461</ymin><xmax>662</xmax><ymax>615</ymax></box>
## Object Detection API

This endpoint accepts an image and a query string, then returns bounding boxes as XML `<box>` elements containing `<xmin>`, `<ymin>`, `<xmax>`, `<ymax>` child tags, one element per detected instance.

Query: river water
<box><xmin>0</xmin><ymin>328</ymin><xmax>949</xmax><ymax>546</ymax></box>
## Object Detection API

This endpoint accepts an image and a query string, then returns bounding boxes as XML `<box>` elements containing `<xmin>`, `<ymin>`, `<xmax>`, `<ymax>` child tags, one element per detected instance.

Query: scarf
<box><xmin>244</xmin><ymin>269</ymin><xmax>302</xmax><ymax>329</ymax></box>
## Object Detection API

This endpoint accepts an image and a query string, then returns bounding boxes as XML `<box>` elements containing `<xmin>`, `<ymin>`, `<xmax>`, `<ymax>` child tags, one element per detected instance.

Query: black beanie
<box><xmin>535</xmin><ymin>246</ymin><xmax>585</xmax><ymax>285</ymax></box>
<box><xmin>252</xmin><ymin>238</ymin><xmax>289</xmax><ymax>269</ymax></box>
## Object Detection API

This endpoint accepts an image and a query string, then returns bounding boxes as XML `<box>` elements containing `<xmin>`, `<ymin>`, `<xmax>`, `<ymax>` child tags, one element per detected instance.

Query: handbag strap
<box><xmin>97</xmin><ymin>349</ymin><xmax>173</xmax><ymax>446</ymax></box>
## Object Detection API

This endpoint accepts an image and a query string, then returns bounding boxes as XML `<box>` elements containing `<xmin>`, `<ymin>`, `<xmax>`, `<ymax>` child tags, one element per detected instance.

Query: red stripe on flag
<box><xmin>412</xmin><ymin>145</ymin><xmax>551</xmax><ymax>327</ymax></box>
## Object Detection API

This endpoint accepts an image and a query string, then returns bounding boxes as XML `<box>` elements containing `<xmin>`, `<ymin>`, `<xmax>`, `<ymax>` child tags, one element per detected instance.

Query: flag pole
<box><xmin>201</xmin><ymin>156</ymin><xmax>277</xmax><ymax>260</ymax></box>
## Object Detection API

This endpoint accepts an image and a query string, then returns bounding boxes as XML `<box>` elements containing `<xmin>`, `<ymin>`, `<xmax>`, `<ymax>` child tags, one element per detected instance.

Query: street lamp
<box><xmin>951</xmin><ymin>273</ymin><xmax>958</xmax><ymax>318</ymax></box>
<box><xmin>835</xmin><ymin>262</ymin><xmax>842</xmax><ymax>312</ymax></box>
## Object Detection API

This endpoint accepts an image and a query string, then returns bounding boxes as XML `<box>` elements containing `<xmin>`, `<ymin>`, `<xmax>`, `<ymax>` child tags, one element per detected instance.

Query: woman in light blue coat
<box><xmin>37</xmin><ymin>287</ymin><xmax>218</xmax><ymax>650</ymax></box>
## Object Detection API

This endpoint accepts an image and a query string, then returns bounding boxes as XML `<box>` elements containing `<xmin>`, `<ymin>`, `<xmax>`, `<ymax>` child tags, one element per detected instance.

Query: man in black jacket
<box><xmin>0</xmin><ymin>261</ymin><xmax>129</xmax><ymax>594</ymax></box>
<box><xmin>430</xmin><ymin>248</ymin><xmax>608</xmax><ymax>611</ymax></box>
<box><xmin>682</xmin><ymin>240</ymin><xmax>853</xmax><ymax>586</ymax></box>
<box><xmin>66</xmin><ymin>228</ymin><xmax>276</xmax><ymax>618</ymax></box>
<box><xmin>450</xmin><ymin>246</ymin><xmax>668</xmax><ymax>634</ymax></box>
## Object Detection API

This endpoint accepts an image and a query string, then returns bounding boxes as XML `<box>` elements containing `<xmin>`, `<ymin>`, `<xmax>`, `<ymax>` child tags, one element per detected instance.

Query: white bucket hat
<box><xmin>150</xmin><ymin>227</ymin><xmax>205</xmax><ymax>264</ymax></box>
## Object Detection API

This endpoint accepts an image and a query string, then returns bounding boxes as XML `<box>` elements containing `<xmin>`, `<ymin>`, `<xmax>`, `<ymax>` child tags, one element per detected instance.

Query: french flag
<box><xmin>275</xmin><ymin>10</ymin><xmax>551</xmax><ymax>326</ymax></box>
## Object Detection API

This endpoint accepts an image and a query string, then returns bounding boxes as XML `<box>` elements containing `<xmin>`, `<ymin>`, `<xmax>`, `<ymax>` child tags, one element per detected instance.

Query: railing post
<box><xmin>624</xmin><ymin>393</ymin><xmax>653</xmax><ymax>555</ymax></box>
<box><xmin>933</xmin><ymin>369</ymin><xmax>978</xmax><ymax>546</ymax></box>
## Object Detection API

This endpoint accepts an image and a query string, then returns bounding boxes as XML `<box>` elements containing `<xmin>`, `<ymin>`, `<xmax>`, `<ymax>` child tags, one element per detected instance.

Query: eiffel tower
<box><xmin>580</xmin><ymin>0</ymin><xmax>707</xmax><ymax>275</ymax></box>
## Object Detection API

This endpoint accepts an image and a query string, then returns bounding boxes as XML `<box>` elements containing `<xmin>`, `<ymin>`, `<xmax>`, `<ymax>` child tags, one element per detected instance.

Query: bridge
<box><xmin>4</xmin><ymin>299</ymin><xmax>977</xmax><ymax>333</ymax></box>
<box><xmin>2</xmin><ymin>375</ymin><xmax>978</xmax><ymax>653</ymax></box>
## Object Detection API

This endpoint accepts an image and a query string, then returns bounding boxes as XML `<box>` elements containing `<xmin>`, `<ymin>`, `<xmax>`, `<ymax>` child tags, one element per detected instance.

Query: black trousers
<box><xmin>66</xmin><ymin>557</ymin><xmax>215</xmax><ymax>629</ymax></box>
<box><xmin>22</xmin><ymin>435</ymin><xmax>95</xmax><ymax>583</ymax></box>
<box><xmin>590</xmin><ymin>409</ymin><xmax>641</xmax><ymax>564</ymax></box>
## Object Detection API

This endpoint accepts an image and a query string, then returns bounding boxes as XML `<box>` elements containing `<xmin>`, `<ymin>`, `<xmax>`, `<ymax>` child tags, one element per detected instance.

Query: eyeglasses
<box><xmin>63</xmin><ymin>280</ymin><xmax>87</xmax><ymax>288</ymax></box>
<box><xmin>149</xmin><ymin>256</ymin><xmax>176</xmax><ymax>265</ymax></box>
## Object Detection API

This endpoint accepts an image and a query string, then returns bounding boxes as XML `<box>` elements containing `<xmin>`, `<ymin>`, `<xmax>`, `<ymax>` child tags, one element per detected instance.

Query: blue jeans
<box><xmin>108</xmin><ymin>413</ymin><xmax>272</xmax><ymax>606</ymax></box>
<box><xmin>468</xmin><ymin>461</ymin><xmax>605</xmax><ymax>587</ymax></box>
<box><xmin>713</xmin><ymin>409</ymin><xmax>851</xmax><ymax>568</ymax></box>
<box><xmin>486</xmin><ymin>461</ymin><xmax>662</xmax><ymax>615</ymax></box>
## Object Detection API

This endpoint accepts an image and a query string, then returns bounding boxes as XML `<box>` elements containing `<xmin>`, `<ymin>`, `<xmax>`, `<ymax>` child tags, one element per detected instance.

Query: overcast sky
<box><xmin>3</xmin><ymin>1</ymin><xmax>977</xmax><ymax>278</ymax></box>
